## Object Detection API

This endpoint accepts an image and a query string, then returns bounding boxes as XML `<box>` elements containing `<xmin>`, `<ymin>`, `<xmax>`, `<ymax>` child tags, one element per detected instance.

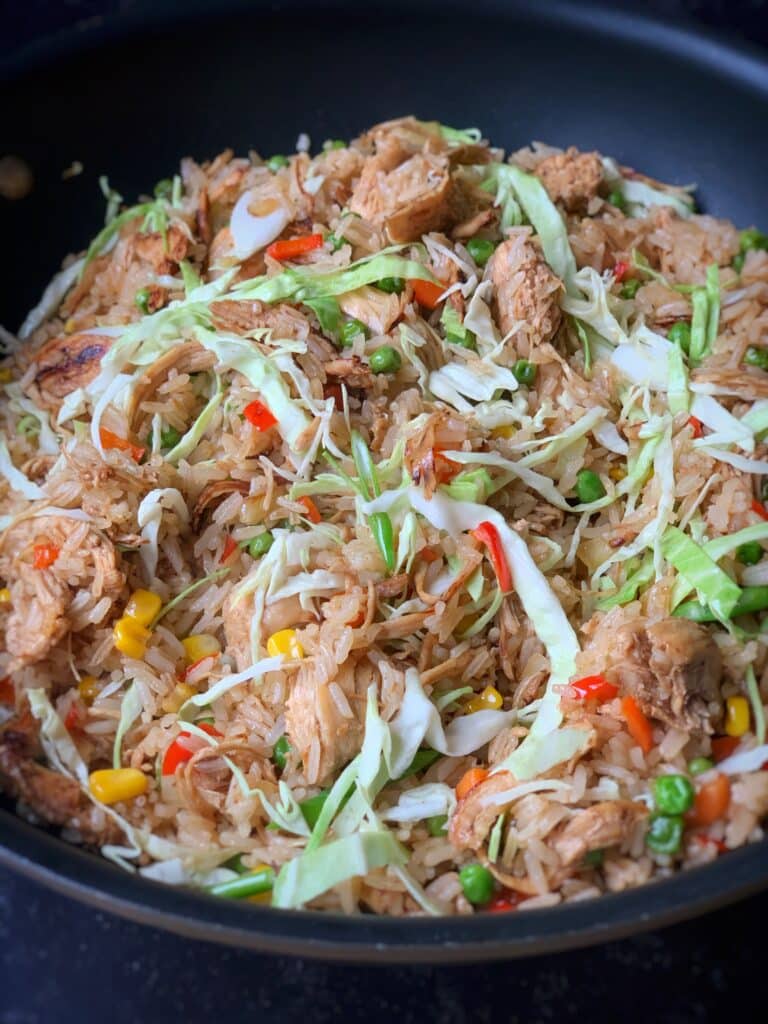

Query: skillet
<box><xmin>1</xmin><ymin>0</ymin><xmax>767</xmax><ymax>962</ymax></box>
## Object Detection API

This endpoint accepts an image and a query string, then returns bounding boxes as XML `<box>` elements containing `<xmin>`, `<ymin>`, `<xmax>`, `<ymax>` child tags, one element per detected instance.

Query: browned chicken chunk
<box><xmin>534</xmin><ymin>147</ymin><xmax>604</xmax><ymax>213</ymax></box>
<box><xmin>30</xmin><ymin>331</ymin><xmax>113</xmax><ymax>409</ymax></box>
<box><xmin>488</xmin><ymin>229</ymin><xmax>563</xmax><ymax>352</ymax></box>
<box><xmin>551</xmin><ymin>800</ymin><xmax>648</xmax><ymax>867</ymax></box>
<box><xmin>449</xmin><ymin>770</ymin><xmax>516</xmax><ymax>851</ymax></box>
<box><xmin>0</xmin><ymin>710</ymin><xmax>121</xmax><ymax>844</ymax></box>
<box><xmin>607</xmin><ymin>617</ymin><xmax>723</xmax><ymax>733</ymax></box>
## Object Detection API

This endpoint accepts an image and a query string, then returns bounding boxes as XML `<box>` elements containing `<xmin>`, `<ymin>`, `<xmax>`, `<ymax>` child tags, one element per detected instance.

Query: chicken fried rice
<box><xmin>2</xmin><ymin>117</ymin><xmax>768</xmax><ymax>916</ymax></box>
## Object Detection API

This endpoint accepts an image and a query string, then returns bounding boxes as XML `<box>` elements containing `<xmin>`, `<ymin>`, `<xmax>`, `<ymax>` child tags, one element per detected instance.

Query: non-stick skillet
<box><xmin>1</xmin><ymin>0</ymin><xmax>768</xmax><ymax>962</ymax></box>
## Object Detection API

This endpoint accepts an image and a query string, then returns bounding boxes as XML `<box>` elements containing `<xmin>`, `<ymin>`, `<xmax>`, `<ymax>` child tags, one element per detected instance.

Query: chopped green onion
<box><xmin>688</xmin><ymin>757</ymin><xmax>714</xmax><ymax>776</ymax></box>
<box><xmin>160</xmin><ymin>426</ymin><xmax>182</xmax><ymax>450</ymax></box>
<box><xmin>350</xmin><ymin>430</ymin><xmax>381</xmax><ymax>499</ymax></box>
<box><xmin>300</xmin><ymin>790</ymin><xmax>330</xmax><ymax>829</ymax></box>
<box><xmin>466</xmin><ymin>238</ymin><xmax>496</xmax><ymax>267</ymax></box>
<box><xmin>646</xmin><ymin>814</ymin><xmax>683</xmax><ymax>855</ymax></box>
<box><xmin>733</xmin><ymin>252</ymin><xmax>746</xmax><ymax>274</ymax></box>
<box><xmin>737</xmin><ymin>541</ymin><xmax>763</xmax><ymax>566</ymax></box>
<box><xmin>377</xmin><ymin>277</ymin><xmax>405</xmax><ymax>294</ymax></box>
<box><xmin>673</xmin><ymin>585</ymin><xmax>768</xmax><ymax>622</ymax></box>
<box><xmin>323</xmin><ymin>139</ymin><xmax>346</xmax><ymax>151</ymax></box>
<box><xmin>458</xmin><ymin>863</ymin><xmax>494</xmax><ymax>905</ymax></box>
<box><xmin>339</xmin><ymin>318</ymin><xmax>367</xmax><ymax>348</ymax></box>
<box><xmin>575</xmin><ymin>469</ymin><xmax>606</xmax><ymax>503</ymax></box>
<box><xmin>208</xmin><ymin>866</ymin><xmax>274</xmax><ymax>899</ymax></box>
<box><xmin>135</xmin><ymin>287</ymin><xmax>151</xmax><ymax>314</ymax></box>
<box><xmin>667</xmin><ymin>321</ymin><xmax>691</xmax><ymax>354</ymax></box>
<box><xmin>620</xmin><ymin>279</ymin><xmax>641</xmax><ymax>300</ymax></box>
<box><xmin>369</xmin><ymin>346</ymin><xmax>402</xmax><ymax>374</ymax></box>
<box><xmin>247</xmin><ymin>531</ymin><xmax>274</xmax><ymax>558</ymax></box>
<box><xmin>740</xmin><ymin>227</ymin><xmax>768</xmax><ymax>253</ymax></box>
<box><xmin>653</xmin><ymin>774</ymin><xmax>694</xmax><ymax>815</ymax></box>
<box><xmin>746</xmin><ymin>665</ymin><xmax>766</xmax><ymax>745</ymax></box>
<box><xmin>272</xmin><ymin>735</ymin><xmax>291</xmax><ymax>771</ymax></box>
<box><xmin>512</xmin><ymin>359</ymin><xmax>537</xmax><ymax>386</ymax></box>
<box><xmin>153</xmin><ymin>178</ymin><xmax>173</xmax><ymax>200</ymax></box>
<box><xmin>745</xmin><ymin>346</ymin><xmax>768</xmax><ymax>371</ymax></box>
<box><xmin>16</xmin><ymin>414</ymin><xmax>40</xmax><ymax>436</ymax></box>
<box><xmin>397</xmin><ymin>748</ymin><xmax>441</xmax><ymax>780</ymax></box>
<box><xmin>688</xmin><ymin>287</ymin><xmax>710</xmax><ymax>364</ymax></box>
<box><xmin>266</xmin><ymin>155</ymin><xmax>289</xmax><ymax>172</ymax></box>
<box><xmin>326</xmin><ymin>232</ymin><xmax>345</xmax><ymax>253</ymax></box>
<box><xmin>607</xmin><ymin>189</ymin><xmax>627</xmax><ymax>211</ymax></box>
<box><xmin>222</xmin><ymin>853</ymin><xmax>248</xmax><ymax>874</ymax></box>
<box><xmin>369</xmin><ymin>511</ymin><xmax>395</xmax><ymax>573</ymax></box>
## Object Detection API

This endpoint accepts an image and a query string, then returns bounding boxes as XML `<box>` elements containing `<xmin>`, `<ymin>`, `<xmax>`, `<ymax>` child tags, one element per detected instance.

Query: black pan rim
<box><xmin>2</xmin><ymin>0</ymin><xmax>768</xmax><ymax>962</ymax></box>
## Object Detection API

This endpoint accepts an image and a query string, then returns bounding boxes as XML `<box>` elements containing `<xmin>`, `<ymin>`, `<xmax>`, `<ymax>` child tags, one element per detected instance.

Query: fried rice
<box><xmin>1</xmin><ymin>116</ymin><xmax>768</xmax><ymax>916</ymax></box>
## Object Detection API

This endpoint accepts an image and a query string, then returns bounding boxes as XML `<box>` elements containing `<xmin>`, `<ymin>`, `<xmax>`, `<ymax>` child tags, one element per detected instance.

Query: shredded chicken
<box><xmin>488</xmin><ymin>228</ymin><xmax>563</xmax><ymax>354</ymax></box>
<box><xmin>534</xmin><ymin>147</ymin><xmax>604</xmax><ymax>213</ymax></box>
<box><xmin>551</xmin><ymin>800</ymin><xmax>648</xmax><ymax>867</ymax></box>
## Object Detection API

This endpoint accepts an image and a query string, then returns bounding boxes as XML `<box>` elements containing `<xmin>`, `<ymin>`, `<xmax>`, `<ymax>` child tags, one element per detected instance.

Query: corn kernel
<box><xmin>0</xmin><ymin>368</ymin><xmax>13</xmax><ymax>384</ymax></box>
<box><xmin>77</xmin><ymin>675</ymin><xmax>102</xmax><ymax>705</ymax></box>
<box><xmin>725</xmin><ymin>695</ymin><xmax>750</xmax><ymax>737</ymax></box>
<box><xmin>182</xmin><ymin>633</ymin><xmax>221</xmax><ymax>663</ymax></box>
<box><xmin>247</xmin><ymin>891</ymin><xmax>272</xmax><ymax>904</ymax></box>
<box><xmin>113</xmin><ymin>616</ymin><xmax>151</xmax><ymax>659</ymax></box>
<box><xmin>267</xmin><ymin>628</ymin><xmax>304</xmax><ymax>659</ymax></box>
<box><xmin>124</xmin><ymin>589</ymin><xmax>162</xmax><ymax>628</ymax></box>
<box><xmin>491</xmin><ymin>425</ymin><xmax>516</xmax><ymax>439</ymax></box>
<box><xmin>89</xmin><ymin>768</ymin><xmax>148</xmax><ymax>804</ymax></box>
<box><xmin>463</xmin><ymin>696</ymin><xmax>485</xmax><ymax>715</ymax></box>
<box><xmin>161</xmin><ymin>682</ymin><xmax>197</xmax><ymax>714</ymax></box>
<box><xmin>609</xmin><ymin>465</ymin><xmax>627</xmax><ymax>482</ymax></box>
<box><xmin>479</xmin><ymin>685</ymin><xmax>503</xmax><ymax>710</ymax></box>
<box><xmin>64</xmin><ymin>317</ymin><xmax>77</xmax><ymax>334</ymax></box>
<box><xmin>0</xmin><ymin>587</ymin><xmax>11</xmax><ymax>604</ymax></box>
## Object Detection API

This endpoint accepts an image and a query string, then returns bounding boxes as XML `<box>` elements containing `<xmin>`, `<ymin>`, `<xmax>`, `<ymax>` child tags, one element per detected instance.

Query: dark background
<box><xmin>2</xmin><ymin>1</ymin><xmax>768</xmax><ymax>1020</ymax></box>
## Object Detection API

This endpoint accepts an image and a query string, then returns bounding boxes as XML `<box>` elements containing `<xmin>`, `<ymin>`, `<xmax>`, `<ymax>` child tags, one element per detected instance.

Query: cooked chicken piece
<box><xmin>338</xmin><ymin>286</ymin><xmax>403</xmax><ymax>335</ymax></box>
<box><xmin>323</xmin><ymin>356</ymin><xmax>374</xmax><ymax>390</ymax></box>
<box><xmin>488</xmin><ymin>229</ymin><xmax>563</xmax><ymax>352</ymax></box>
<box><xmin>607</xmin><ymin>617</ymin><xmax>723</xmax><ymax>733</ymax></box>
<box><xmin>30</xmin><ymin>331</ymin><xmax>113</xmax><ymax>409</ymax></box>
<box><xmin>0</xmin><ymin>710</ymin><xmax>122</xmax><ymax>844</ymax></box>
<box><xmin>534</xmin><ymin>147</ymin><xmax>603</xmax><ymax>213</ymax></box>
<box><xmin>449</xmin><ymin>770</ymin><xmax>516</xmax><ymax>851</ymax></box>
<box><xmin>210</xmin><ymin>299</ymin><xmax>312</xmax><ymax>339</ymax></box>
<box><xmin>140</xmin><ymin>283</ymin><xmax>169</xmax><ymax>313</ymax></box>
<box><xmin>191</xmin><ymin>479</ymin><xmax>249</xmax><ymax>531</ymax></box>
<box><xmin>451</xmin><ymin>207</ymin><xmax>496</xmax><ymax>241</ymax></box>
<box><xmin>285</xmin><ymin>658</ymin><xmax>367</xmax><ymax>785</ymax></box>
<box><xmin>132</xmin><ymin>224</ymin><xmax>190</xmax><ymax>275</ymax></box>
<box><xmin>0</xmin><ymin>516</ymin><xmax>124</xmax><ymax>670</ymax></box>
<box><xmin>124</xmin><ymin>342</ymin><xmax>215</xmax><ymax>430</ymax></box>
<box><xmin>374</xmin><ymin>574</ymin><xmax>409</xmax><ymax>600</ymax></box>
<box><xmin>551</xmin><ymin>800</ymin><xmax>648</xmax><ymax>867</ymax></box>
<box><xmin>691</xmin><ymin>367</ymin><xmax>768</xmax><ymax>400</ymax></box>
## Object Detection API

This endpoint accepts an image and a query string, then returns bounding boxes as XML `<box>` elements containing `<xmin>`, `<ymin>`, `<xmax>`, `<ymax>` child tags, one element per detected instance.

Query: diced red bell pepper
<box><xmin>751</xmin><ymin>499</ymin><xmax>768</xmax><ymax>522</ymax></box>
<box><xmin>33</xmin><ymin>543</ymin><xmax>60</xmax><ymax>570</ymax></box>
<box><xmin>243</xmin><ymin>400</ymin><xmax>278</xmax><ymax>431</ymax></box>
<box><xmin>471</xmin><ymin>521</ymin><xmax>512</xmax><ymax>593</ymax></box>
<box><xmin>266</xmin><ymin>234</ymin><xmax>323</xmax><ymax>261</ymax></box>
<box><xmin>162</xmin><ymin>723</ymin><xmax>222</xmax><ymax>776</ymax></box>
<box><xmin>613</xmin><ymin>260</ymin><xmax>629</xmax><ymax>283</ymax></box>
<box><xmin>711</xmin><ymin>735</ymin><xmax>739</xmax><ymax>762</ymax></box>
<box><xmin>488</xmin><ymin>891</ymin><xmax>526</xmax><ymax>913</ymax></box>
<box><xmin>64</xmin><ymin>704</ymin><xmax>82</xmax><ymax>732</ymax></box>
<box><xmin>570</xmin><ymin>674</ymin><xmax>619</xmax><ymax>703</ymax></box>
<box><xmin>0</xmin><ymin>677</ymin><xmax>14</xmax><ymax>704</ymax></box>
<box><xmin>687</xmin><ymin>416</ymin><xmax>704</xmax><ymax>439</ymax></box>
<box><xmin>220</xmin><ymin>534</ymin><xmax>239</xmax><ymax>563</ymax></box>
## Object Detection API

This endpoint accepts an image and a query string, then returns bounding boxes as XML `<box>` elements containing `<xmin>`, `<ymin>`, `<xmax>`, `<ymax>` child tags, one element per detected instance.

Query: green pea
<box><xmin>153</xmin><ymin>178</ymin><xmax>173</xmax><ymax>200</ymax></box>
<box><xmin>645</xmin><ymin>814</ymin><xmax>684</xmax><ymax>855</ymax></box>
<box><xmin>134</xmin><ymin>287</ymin><xmax>151</xmax><ymax>314</ymax></box>
<box><xmin>607</xmin><ymin>190</ymin><xmax>627</xmax><ymax>211</ymax></box>
<box><xmin>620</xmin><ymin>279</ymin><xmax>641</xmax><ymax>300</ymax></box>
<box><xmin>575</xmin><ymin>468</ymin><xmax>606</xmax><ymax>503</ymax></box>
<box><xmin>160</xmin><ymin>426</ymin><xmax>182</xmax><ymax>449</ymax></box>
<box><xmin>369</xmin><ymin>346</ymin><xmax>402</xmax><ymax>374</ymax></box>
<box><xmin>737</xmin><ymin>541</ymin><xmax>763</xmax><ymax>566</ymax></box>
<box><xmin>458</xmin><ymin>863</ymin><xmax>495</xmax><ymax>905</ymax></box>
<box><xmin>512</xmin><ymin>359</ymin><xmax>537</xmax><ymax>387</ymax></box>
<box><xmin>745</xmin><ymin>346</ymin><xmax>768</xmax><ymax>371</ymax></box>
<box><xmin>466</xmin><ymin>237</ymin><xmax>496</xmax><ymax>267</ymax></box>
<box><xmin>688</xmin><ymin>756</ymin><xmax>714</xmax><ymax>776</ymax></box>
<box><xmin>667</xmin><ymin>321</ymin><xmax>691</xmax><ymax>354</ymax></box>
<box><xmin>377</xmin><ymin>277</ymin><xmax>405</xmax><ymax>295</ymax></box>
<box><xmin>396</xmin><ymin>748</ymin><xmax>441</xmax><ymax>780</ymax></box>
<box><xmin>427</xmin><ymin>814</ymin><xmax>448</xmax><ymax>837</ymax></box>
<box><xmin>339</xmin><ymin>318</ymin><xmax>367</xmax><ymax>348</ymax></box>
<box><xmin>323</xmin><ymin>139</ymin><xmax>346</xmax><ymax>151</ymax></box>
<box><xmin>653</xmin><ymin>774</ymin><xmax>695</xmax><ymax>815</ymax></box>
<box><xmin>248</xmin><ymin>531</ymin><xmax>274</xmax><ymax>559</ymax></box>
<box><xmin>733</xmin><ymin>252</ymin><xmax>746</xmax><ymax>274</ymax></box>
<box><xmin>266</xmin><ymin>155</ymin><xmax>289</xmax><ymax>172</ymax></box>
<box><xmin>739</xmin><ymin>227</ymin><xmax>768</xmax><ymax>253</ymax></box>
<box><xmin>583</xmin><ymin>848</ymin><xmax>604</xmax><ymax>868</ymax></box>
<box><xmin>272</xmin><ymin>734</ymin><xmax>291</xmax><ymax>771</ymax></box>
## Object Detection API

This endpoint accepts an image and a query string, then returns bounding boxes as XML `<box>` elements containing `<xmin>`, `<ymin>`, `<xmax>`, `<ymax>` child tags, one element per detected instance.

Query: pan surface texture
<box><xmin>1</xmin><ymin>0</ymin><xmax>767</xmax><ymax>962</ymax></box>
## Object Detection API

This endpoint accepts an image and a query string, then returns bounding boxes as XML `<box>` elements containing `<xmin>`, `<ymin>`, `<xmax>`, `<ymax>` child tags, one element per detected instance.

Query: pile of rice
<box><xmin>1</xmin><ymin>116</ymin><xmax>768</xmax><ymax>916</ymax></box>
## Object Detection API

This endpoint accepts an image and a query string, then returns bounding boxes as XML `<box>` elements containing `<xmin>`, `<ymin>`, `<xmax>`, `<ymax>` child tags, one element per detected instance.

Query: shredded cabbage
<box><xmin>113</xmin><ymin>682</ymin><xmax>143</xmax><ymax>769</ymax></box>
<box><xmin>178</xmin><ymin>656</ymin><xmax>283</xmax><ymax>720</ymax></box>
<box><xmin>670</xmin><ymin>522</ymin><xmax>768</xmax><ymax>608</ymax></box>
<box><xmin>137</xmin><ymin>488</ymin><xmax>189</xmax><ymax>581</ymax></box>
<box><xmin>660</xmin><ymin>525</ymin><xmax>741</xmax><ymax>621</ymax></box>
<box><xmin>0</xmin><ymin>438</ymin><xmax>47</xmax><ymax>499</ymax></box>
<box><xmin>18</xmin><ymin>258</ymin><xmax>85</xmax><ymax>339</ymax></box>
<box><xmin>602</xmin><ymin>158</ymin><xmax>694</xmax><ymax>218</ymax></box>
<box><xmin>380</xmin><ymin>783</ymin><xmax>456</xmax><ymax>823</ymax></box>
<box><xmin>165</xmin><ymin>375</ymin><xmax>223</xmax><ymax>464</ymax></box>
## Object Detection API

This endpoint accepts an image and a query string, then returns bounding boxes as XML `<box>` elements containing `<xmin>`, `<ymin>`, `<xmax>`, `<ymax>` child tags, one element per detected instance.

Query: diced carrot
<box><xmin>570</xmin><ymin>674</ymin><xmax>619</xmax><ymax>703</ymax></box>
<box><xmin>687</xmin><ymin>416</ymin><xmax>704</xmax><ymax>439</ymax></box>
<box><xmin>488</xmin><ymin>892</ymin><xmax>526</xmax><ymax>913</ymax></box>
<box><xmin>620</xmin><ymin>695</ymin><xmax>654</xmax><ymax>754</ymax></box>
<box><xmin>456</xmin><ymin>766</ymin><xmax>489</xmax><ymax>801</ymax></box>
<box><xmin>410</xmin><ymin>278</ymin><xmax>445</xmax><ymax>310</ymax></box>
<box><xmin>243</xmin><ymin>400</ymin><xmax>278</xmax><ymax>431</ymax></box>
<box><xmin>266</xmin><ymin>234</ymin><xmax>323</xmax><ymax>261</ymax></box>
<box><xmin>751</xmin><ymin>499</ymin><xmax>768</xmax><ymax>522</ymax></box>
<box><xmin>64</xmin><ymin>705</ymin><xmax>81</xmax><ymax>731</ymax></box>
<box><xmin>298</xmin><ymin>496</ymin><xmax>321</xmax><ymax>524</ymax></box>
<box><xmin>33</xmin><ymin>543</ymin><xmax>60</xmax><ymax>570</ymax></box>
<box><xmin>99</xmin><ymin>427</ymin><xmax>145</xmax><ymax>463</ymax></box>
<box><xmin>220</xmin><ymin>535</ymin><xmax>238</xmax><ymax>563</ymax></box>
<box><xmin>687</xmin><ymin>774</ymin><xmax>731</xmax><ymax>827</ymax></box>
